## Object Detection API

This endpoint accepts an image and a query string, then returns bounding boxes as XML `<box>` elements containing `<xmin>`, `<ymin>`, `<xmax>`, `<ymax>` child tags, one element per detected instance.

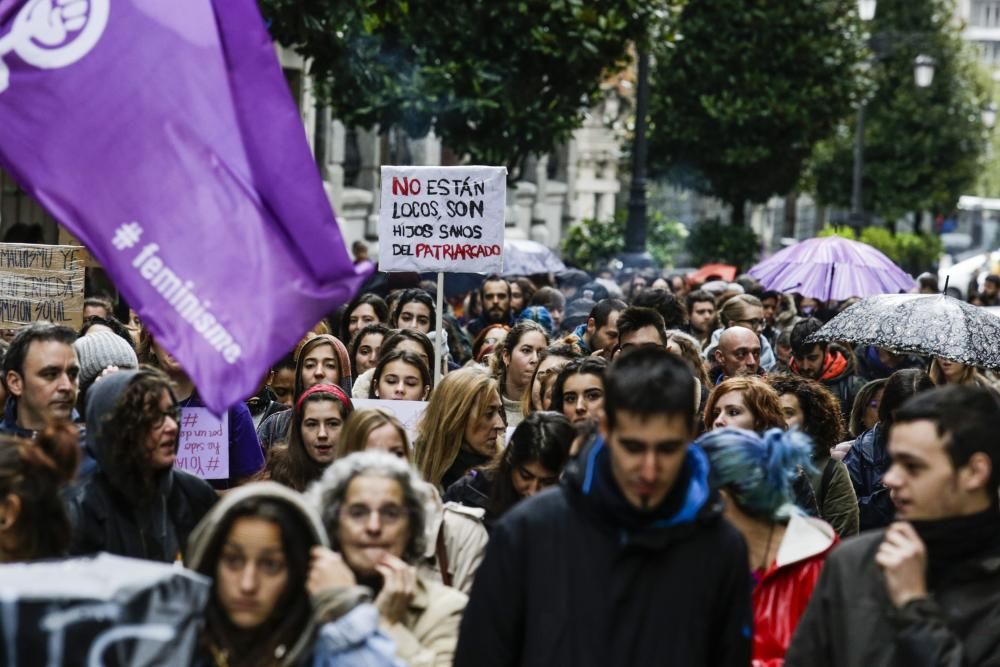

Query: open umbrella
<box><xmin>808</xmin><ymin>293</ymin><xmax>1000</xmax><ymax>369</ymax></box>
<box><xmin>502</xmin><ymin>239</ymin><xmax>566</xmax><ymax>276</ymax></box>
<box><xmin>749</xmin><ymin>235</ymin><xmax>914</xmax><ymax>301</ymax></box>
<box><xmin>688</xmin><ymin>263</ymin><xmax>737</xmax><ymax>284</ymax></box>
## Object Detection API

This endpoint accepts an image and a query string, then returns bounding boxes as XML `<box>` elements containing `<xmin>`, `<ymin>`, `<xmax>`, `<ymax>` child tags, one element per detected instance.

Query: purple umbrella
<box><xmin>748</xmin><ymin>235</ymin><xmax>914</xmax><ymax>301</ymax></box>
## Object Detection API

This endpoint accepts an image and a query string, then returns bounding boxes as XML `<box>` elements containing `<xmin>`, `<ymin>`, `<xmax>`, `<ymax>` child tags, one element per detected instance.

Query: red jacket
<box><xmin>753</xmin><ymin>514</ymin><xmax>837</xmax><ymax>667</ymax></box>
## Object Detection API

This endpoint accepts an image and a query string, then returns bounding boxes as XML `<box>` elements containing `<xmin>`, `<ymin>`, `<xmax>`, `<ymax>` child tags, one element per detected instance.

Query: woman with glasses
<box><xmin>310</xmin><ymin>451</ymin><xmax>468</xmax><ymax>666</ymax></box>
<box><xmin>68</xmin><ymin>368</ymin><xmax>217</xmax><ymax>562</ymax></box>
<box><xmin>702</xmin><ymin>294</ymin><xmax>778</xmax><ymax>374</ymax></box>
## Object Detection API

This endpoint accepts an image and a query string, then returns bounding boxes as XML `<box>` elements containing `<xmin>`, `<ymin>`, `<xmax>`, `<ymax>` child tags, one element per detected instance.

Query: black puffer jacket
<box><xmin>67</xmin><ymin>371</ymin><xmax>217</xmax><ymax>562</ymax></box>
<box><xmin>454</xmin><ymin>437</ymin><xmax>751</xmax><ymax>667</ymax></box>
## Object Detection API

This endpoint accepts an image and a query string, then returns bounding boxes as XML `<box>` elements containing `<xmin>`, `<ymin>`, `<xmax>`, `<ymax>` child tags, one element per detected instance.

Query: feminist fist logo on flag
<box><xmin>0</xmin><ymin>0</ymin><xmax>109</xmax><ymax>93</ymax></box>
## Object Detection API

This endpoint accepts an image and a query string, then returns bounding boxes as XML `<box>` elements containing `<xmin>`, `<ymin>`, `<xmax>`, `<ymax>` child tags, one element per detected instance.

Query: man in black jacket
<box><xmin>786</xmin><ymin>385</ymin><xmax>1000</xmax><ymax>667</ymax></box>
<box><xmin>455</xmin><ymin>347</ymin><xmax>751</xmax><ymax>667</ymax></box>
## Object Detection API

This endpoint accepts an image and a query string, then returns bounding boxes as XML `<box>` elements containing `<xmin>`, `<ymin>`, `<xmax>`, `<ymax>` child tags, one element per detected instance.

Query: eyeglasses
<box><xmin>151</xmin><ymin>405</ymin><xmax>182</xmax><ymax>429</ymax></box>
<box><xmin>341</xmin><ymin>503</ymin><xmax>409</xmax><ymax>526</ymax></box>
<box><xmin>735</xmin><ymin>318</ymin><xmax>766</xmax><ymax>331</ymax></box>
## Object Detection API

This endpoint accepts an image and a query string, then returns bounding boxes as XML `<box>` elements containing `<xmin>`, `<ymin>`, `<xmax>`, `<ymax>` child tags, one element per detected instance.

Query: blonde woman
<box><xmin>415</xmin><ymin>368</ymin><xmax>505</xmax><ymax>491</ymax></box>
<box><xmin>929</xmin><ymin>357</ymin><xmax>1000</xmax><ymax>393</ymax></box>
<box><xmin>338</xmin><ymin>408</ymin><xmax>488</xmax><ymax>595</ymax></box>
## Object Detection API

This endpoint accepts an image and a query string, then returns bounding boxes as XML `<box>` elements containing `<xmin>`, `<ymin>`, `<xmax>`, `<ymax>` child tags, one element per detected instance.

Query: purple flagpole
<box><xmin>0</xmin><ymin>0</ymin><xmax>368</xmax><ymax>412</ymax></box>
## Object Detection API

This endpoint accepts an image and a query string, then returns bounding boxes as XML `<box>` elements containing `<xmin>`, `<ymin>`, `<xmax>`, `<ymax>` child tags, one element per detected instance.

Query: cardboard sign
<box><xmin>0</xmin><ymin>243</ymin><xmax>85</xmax><ymax>329</ymax></box>
<box><xmin>0</xmin><ymin>553</ymin><xmax>210</xmax><ymax>666</ymax></box>
<box><xmin>352</xmin><ymin>398</ymin><xmax>428</xmax><ymax>450</ymax></box>
<box><xmin>174</xmin><ymin>408</ymin><xmax>229</xmax><ymax>480</ymax></box>
<box><xmin>378</xmin><ymin>166</ymin><xmax>507</xmax><ymax>274</ymax></box>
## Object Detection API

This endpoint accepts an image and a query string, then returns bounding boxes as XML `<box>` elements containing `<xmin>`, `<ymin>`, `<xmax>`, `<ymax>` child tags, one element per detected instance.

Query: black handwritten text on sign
<box><xmin>378</xmin><ymin>166</ymin><xmax>507</xmax><ymax>273</ymax></box>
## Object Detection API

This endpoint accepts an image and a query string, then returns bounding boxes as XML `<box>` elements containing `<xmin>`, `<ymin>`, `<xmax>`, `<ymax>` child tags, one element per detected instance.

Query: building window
<box><xmin>973</xmin><ymin>0</ymin><xmax>1000</xmax><ymax>27</ymax></box>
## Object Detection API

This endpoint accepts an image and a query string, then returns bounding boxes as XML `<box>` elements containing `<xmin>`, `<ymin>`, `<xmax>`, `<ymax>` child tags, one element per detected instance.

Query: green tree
<box><xmin>645</xmin><ymin>0</ymin><xmax>865</xmax><ymax>224</ymax></box>
<box><xmin>260</xmin><ymin>0</ymin><xmax>681</xmax><ymax>175</ymax></box>
<box><xmin>685</xmin><ymin>219</ymin><xmax>760</xmax><ymax>270</ymax></box>
<box><xmin>561</xmin><ymin>211</ymin><xmax>686</xmax><ymax>270</ymax></box>
<box><xmin>817</xmin><ymin>226</ymin><xmax>943</xmax><ymax>272</ymax></box>
<box><xmin>811</xmin><ymin>0</ymin><xmax>989</xmax><ymax>221</ymax></box>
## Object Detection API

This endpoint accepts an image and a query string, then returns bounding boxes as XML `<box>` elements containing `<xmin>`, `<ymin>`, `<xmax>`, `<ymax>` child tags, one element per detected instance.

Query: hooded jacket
<box><xmin>454</xmin><ymin>436</ymin><xmax>752</xmax><ymax>667</ymax></box>
<box><xmin>185</xmin><ymin>482</ymin><xmax>399</xmax><ymax>667</ymax></box>
<box><xmin>257</xmin><ymin>335</ymin><xmax>353</xmax><ymax>451</ymax></box>
<box><xmin>752</xmin><ymin>514</ymin><xmax>837</xmax><ymax>667</ymax></box>
<box><xmin>67</xmin><ymin>370</ymin><xmax>218</xmax><ymax>562</ymax></box>
<box><xmin>418</xmin><ymin>483</ymin><xmax>488</xmax><ymax>595</ymax></box>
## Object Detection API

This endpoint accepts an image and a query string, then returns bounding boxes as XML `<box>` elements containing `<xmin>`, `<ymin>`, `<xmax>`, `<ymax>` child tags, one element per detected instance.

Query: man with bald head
<box><xmin>713</xmin><ymin>327</ymin><xmax>762</xmax><ymax>381</ymax></box>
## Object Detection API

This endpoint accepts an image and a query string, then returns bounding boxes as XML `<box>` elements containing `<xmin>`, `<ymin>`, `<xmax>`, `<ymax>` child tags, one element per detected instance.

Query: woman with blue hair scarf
<box><xmin>696</xmin><ymin>428</ymin><xmax>837</xmax><ymax>667</ymax></box>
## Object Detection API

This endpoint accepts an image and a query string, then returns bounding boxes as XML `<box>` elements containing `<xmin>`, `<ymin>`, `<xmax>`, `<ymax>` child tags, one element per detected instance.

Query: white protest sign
<box><xmin>352</xmin><ymin>399</ymin><xmax>428</xmax><ymax>451</ymax></box>
<box><xmin>174</xmin><ymin>408</ymin><xmax>229</xmax><ymax>480</ymax></box>
<box><xmin>378</xmin><ymin>165</ymin><xmax>507</xmax><ymax>273</ymax></box>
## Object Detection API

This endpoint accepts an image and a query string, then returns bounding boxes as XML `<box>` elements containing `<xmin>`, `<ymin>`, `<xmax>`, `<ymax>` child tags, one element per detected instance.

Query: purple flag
<box><xmin>0</xmin><ymin>0</ymin><xmax>367</xmax><ymax>412</ymax></box>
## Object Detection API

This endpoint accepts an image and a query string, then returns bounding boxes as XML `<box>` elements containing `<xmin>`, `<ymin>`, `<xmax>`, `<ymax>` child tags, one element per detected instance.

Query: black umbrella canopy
<box><xmin>808</xmin><ymin>293</ymin><xmax>1000</xmax><ymax>370</ymax></box>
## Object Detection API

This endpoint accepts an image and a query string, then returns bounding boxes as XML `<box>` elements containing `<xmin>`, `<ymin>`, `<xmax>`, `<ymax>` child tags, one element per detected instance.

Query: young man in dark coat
<box><xmin>455</xmin><ymin>347</ymin><xmax>751</xmax><ymax>667</ymax></box>
<box><xmin>786</xmin><ymin>385</ymin><xmax>1000</xmax><ymax>667</ymax></box>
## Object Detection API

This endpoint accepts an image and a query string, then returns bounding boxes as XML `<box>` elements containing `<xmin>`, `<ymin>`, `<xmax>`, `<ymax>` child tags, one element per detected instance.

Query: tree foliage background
<box><xmin>561</xmin><ymin>211</ymin><xmax>687</xmax><ymax>269</ymax></box>
<box><xmin>260</xmin><ymin>0</ymin><xmax>682</xmax><ymax>175</ymax></box>
<box><xmin>810</xmin><ymin>0</ymin><xmax>989</xmax><ymax>220</ymax></box>
<box><xmin>646</xmin><ymin>0</ymin><xmax>866</xmax><ymax>224</ymax></box>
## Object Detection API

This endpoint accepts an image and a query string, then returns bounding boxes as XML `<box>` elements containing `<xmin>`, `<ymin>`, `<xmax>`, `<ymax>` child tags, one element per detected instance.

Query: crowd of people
<box><xmin>0</xmin><ymin>265</ymin><xmax>999</xmax><ymax>666</ymax></box>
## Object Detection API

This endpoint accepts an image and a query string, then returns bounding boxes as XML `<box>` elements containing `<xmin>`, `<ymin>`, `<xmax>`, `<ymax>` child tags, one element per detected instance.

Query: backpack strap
<box><xmin>435</xmin><ymin>524</ymin><xmax>452</xmax><ymax>588</ymax></box>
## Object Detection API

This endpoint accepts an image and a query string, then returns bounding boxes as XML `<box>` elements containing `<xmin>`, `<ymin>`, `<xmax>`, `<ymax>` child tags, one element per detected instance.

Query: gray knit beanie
<box><xmin>73</xmin><ymin>331</ymin><xmax>139</xmax><ymax>387</ymax></box>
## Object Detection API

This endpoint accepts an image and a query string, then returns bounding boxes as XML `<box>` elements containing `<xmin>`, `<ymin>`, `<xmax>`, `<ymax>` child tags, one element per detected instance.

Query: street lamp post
<box><xmin>620</xmin><ymin>50</ymin><xmax>655</xmax><ymax>269</ymax></box>
<box><xmin>850</xmin><ymin>0</ymin><xmax>934</xmax><ymax>233</ymax></box>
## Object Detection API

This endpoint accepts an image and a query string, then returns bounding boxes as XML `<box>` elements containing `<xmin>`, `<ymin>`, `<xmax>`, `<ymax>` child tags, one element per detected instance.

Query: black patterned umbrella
<box><xmin>808</xmin><ymin>293</ymin><xmax>1000</xmax><ymax>369</ymax></box>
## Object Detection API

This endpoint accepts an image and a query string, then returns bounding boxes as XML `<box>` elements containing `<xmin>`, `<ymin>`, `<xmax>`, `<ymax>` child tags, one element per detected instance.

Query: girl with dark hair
<box><xmin>350</xmin><ymin>323</ymin><xmax>390</xmax><ymax>377</ymax></box>
<box><xmin>445</xmin><ymin>412</ymin><xmax>573</xmax><ymax>528</ymax></box>
<box><xmin>550</xmin><ymin>357</ymin><xmax>608</xmax><ymax>426</ymax></box>
<box><xmin>352</xmin><ymin>329</ymin><xmax>435</xmax><ymax>399</ymax></box>
<box><xmin>263</xmin><ymin>385</ymin><xmax>354</xmax><ymax>492</ymax></box>
<box><xmin>490</xmin><ymin>320</ymin><xmax>549</xmax><ymax>428</ymax></box>
<box><xmin>769</xmin><ymin>374</ymin><xmax>859</xmax><ymax>537</ymax></box>
<box><xmin>696</xmin><ymin>427</ymin><xmax>836</xmax><ymax>666</ymax></box>
<box><xmin>186</xmin><ymin>482</ymin><xmax>398</xmax><ymax>666</ymax></box>
<box><xmin>69</xmin><ymin>368</ymin><xmax>218</xmax><ymax>561</ymax></box>
<box><xmin>390</xmin><ymin>289</ymin><xmax>435</xmax><ymax>335</ymax></box>
<box><xmin>369</xmin><ymin>350</ymin><xmax>431</xmax><ymax>401</ymax></box>
<box><xmin>0</xmin><ymin>423</ymin><xmax>78</xmax><ymax>562</ymax></box>
<box><xmin>843</xmin><ymin>368</ymin><xmax>934</xmax><ymax>531</ymax></box>
<box><xmin>342</xmin><ymin>293</ymin><xmax>389</xmax><ymax>344</ymax></box>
